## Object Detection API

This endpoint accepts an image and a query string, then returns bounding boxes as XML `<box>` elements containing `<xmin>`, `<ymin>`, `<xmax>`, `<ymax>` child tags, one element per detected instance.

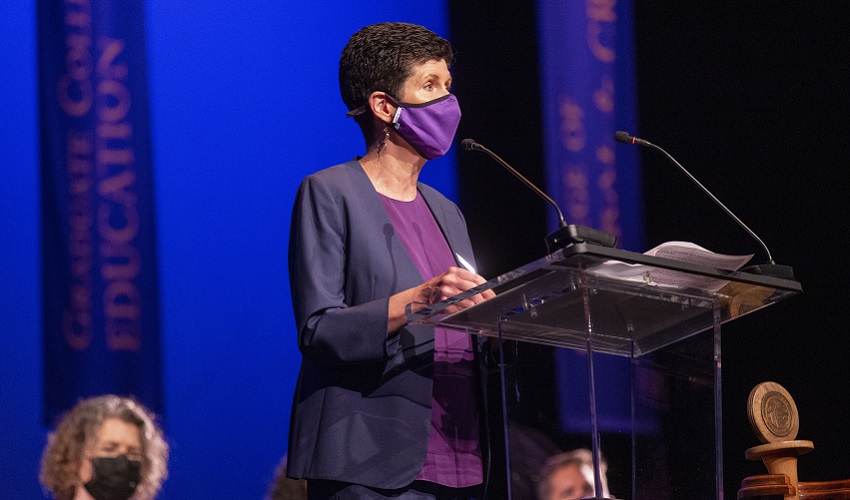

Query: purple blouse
<box><xmin>379</xmin><ymin>193</ymin><xmax>483</xmax><ymax>488</ymax></box>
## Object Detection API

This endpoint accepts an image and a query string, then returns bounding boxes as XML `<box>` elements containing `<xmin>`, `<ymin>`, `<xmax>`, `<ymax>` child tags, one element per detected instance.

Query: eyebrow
<box><xmin>420</xmin><ymin>73</ymin><xmax>452</xmax><ymax>88</ymax></box>
<box><xmin>99</xmin><ymin>440</ymin><xmax>141</xmax><ymax>450</ymax></box>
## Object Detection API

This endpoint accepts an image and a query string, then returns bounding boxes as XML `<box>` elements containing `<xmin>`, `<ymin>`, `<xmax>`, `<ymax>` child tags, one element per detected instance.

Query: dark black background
<box><xmin>449</xmin><ymin>2</ymin><xmax>850</xmax><ymax>498</ymax></box>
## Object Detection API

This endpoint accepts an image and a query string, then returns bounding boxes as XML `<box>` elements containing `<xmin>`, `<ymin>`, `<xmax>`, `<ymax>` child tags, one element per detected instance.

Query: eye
<box><xmin>99</xmin><ymin>443</ymin><xmax>118</xmax><ymax>454</ymax></box>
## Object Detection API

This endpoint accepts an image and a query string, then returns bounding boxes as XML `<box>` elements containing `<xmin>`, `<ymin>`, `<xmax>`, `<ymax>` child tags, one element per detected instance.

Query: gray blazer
<box><xmin>286</xmin><ymin>160</ymin><xmax>487</xmax><ymax>489</ymax></box>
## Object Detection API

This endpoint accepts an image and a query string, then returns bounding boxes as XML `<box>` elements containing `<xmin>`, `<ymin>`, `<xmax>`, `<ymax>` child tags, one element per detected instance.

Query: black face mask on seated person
<box><xmin>84</xmin><ymin>454</ymin><xmax>142</xmax><ymax>500</ymax></box>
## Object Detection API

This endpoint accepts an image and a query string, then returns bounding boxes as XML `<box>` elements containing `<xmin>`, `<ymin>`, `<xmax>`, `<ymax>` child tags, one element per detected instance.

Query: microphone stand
<box><xmin>462</xmin><ymin>139</ymin><xmax>617</xmax><ymax>252</ymax></box>
<box><xmin>615</xmin><ymin>131</ymin><xmax>795</xmax><ymax>279</ymax></box>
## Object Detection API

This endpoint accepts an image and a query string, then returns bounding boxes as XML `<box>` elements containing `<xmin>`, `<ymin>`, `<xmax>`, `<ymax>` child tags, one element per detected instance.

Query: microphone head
<box><xmin>614</xmin><ymin>131</ymin><xmax>632</xmax><ymax>143</ymax></box>
<box><xmin>461</xmin><ymin>138</ymin><xmax>479</xmax><ymax>151</ymax></box>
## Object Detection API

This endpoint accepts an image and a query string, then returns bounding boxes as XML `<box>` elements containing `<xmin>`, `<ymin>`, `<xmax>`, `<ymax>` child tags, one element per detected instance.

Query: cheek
<box><xmin>79</xmin><ymin>459</ymin><xmax>93</xmax><ymax>483</ymax></box>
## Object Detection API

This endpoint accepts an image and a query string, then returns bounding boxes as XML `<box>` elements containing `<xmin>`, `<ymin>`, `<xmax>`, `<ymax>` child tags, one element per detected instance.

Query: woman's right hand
<box><xmin>416</xmin><ymin>266</ymin><xmax>495</xmax><ymax>312</ymax></box>
<box><xmin>387</xmin><ymin>266</ymin><xmax>495</xmax><ymax>334</ymax></box>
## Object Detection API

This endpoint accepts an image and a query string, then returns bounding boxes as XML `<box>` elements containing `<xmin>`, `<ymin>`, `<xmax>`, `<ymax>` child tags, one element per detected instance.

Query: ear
<box><xmin>366</xmin><ymin>91</ymin><xmax>396</xmax><ymax>124</ymax></box>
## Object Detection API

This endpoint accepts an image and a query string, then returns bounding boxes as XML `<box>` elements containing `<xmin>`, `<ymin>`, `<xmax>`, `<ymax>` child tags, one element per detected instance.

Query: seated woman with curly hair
<box><xmin>40</xmin><ymin>395</ymin><xmax>169</xmax><ymax>500</ymax></box>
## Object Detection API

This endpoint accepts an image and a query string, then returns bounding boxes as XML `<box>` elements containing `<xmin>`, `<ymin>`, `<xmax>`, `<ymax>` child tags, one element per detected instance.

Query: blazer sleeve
<box><xmin>288</xmin><ymin>173</ymin><xmax>402</xmax><ymax>365</ymax></box>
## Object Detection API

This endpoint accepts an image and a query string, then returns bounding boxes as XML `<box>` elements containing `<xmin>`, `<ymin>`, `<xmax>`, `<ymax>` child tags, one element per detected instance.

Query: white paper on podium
<box><xmin>588</xmin><ymin>241</ymin><xmax>753</xmax><ymax>292</ymax></box>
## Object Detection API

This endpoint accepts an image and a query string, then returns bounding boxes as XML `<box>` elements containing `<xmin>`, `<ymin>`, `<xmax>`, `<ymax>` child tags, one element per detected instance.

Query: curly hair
<box><xmin>40</xmin><ymin>395</ymin><xmax>169</xmax><ymax>500</ymax></box>
<box><xmin>266</xmin><ymin>456</ymin><xmax>307</xmax><ymax>500</ymax></box>
<box><xmin>339</xmin><ymin>22</ymin><xmax>454</xmax><ymax>146</ymax></box>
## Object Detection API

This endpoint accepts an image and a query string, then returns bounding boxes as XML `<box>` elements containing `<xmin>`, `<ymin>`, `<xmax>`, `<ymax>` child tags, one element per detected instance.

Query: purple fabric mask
<box><xmin>388</xmin><ymin>94</ymin><xmax>461</xmax><ymax>160</ymax></box>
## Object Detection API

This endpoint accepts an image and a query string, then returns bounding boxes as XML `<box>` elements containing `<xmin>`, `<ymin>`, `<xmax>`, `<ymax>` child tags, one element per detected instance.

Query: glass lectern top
<box><xmin>407</xmin><ymin>243</ymin><xmax>801</xmax><ymax>357</ymax></box>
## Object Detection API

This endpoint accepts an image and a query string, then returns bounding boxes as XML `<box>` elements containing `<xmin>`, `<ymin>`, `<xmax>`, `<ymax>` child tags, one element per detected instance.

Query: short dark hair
<box><xmin>339</xmin><ymin>22</ymin><xmax>453</xmax><ymax>141</ymax></box>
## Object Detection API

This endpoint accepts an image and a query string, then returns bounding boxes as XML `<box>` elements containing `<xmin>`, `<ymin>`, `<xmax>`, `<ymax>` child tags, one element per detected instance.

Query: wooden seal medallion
<box><xmin>748</xmin><ymin>381</ymin><xmax>799</xmax><ymax>444</ymax></box>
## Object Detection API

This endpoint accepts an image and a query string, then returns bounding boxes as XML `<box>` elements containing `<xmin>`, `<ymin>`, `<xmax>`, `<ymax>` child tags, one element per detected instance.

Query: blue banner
<box><xmin>538</xmin><ymin>0</ymin><xmax>644</xmax><ymax>432</ymax></box>
<box><xmin>38</xmin><ymin>0</ymin><xmax>161</xmax><ymax>422</ymax></box>
<box><xmin>539</xmin><ymin>0</ymin><xmax>641</xmax><ymax>249</ymax></box>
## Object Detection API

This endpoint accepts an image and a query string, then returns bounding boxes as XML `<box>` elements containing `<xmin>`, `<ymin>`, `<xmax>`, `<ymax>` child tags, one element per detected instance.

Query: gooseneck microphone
<box><xmin>462</xmin><ymin>138</ymin><xmax>617</xmax><ymax>251</ymax></box>
<box><xmin>615</xmin><ymin>131</ymin><xmax>794</xmax><ymax>279</ymax></box>
<box><xmin>461</xmin><ymin>139</ymin><xmax>567</xmax><ymax>227</ymax></box>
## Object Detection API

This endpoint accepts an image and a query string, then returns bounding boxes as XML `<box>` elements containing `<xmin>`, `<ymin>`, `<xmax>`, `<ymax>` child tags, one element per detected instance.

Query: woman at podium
<box><xmin>286</xmin><ymin>21</ymin><xmax>497</xmax><ymax>499</ymax></box>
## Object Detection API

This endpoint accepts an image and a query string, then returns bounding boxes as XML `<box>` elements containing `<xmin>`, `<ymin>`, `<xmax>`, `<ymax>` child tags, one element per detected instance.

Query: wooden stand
<box><xmin>739</xmin><ymin>382</ymin><xmax>850</xmax><ymax>500</ymax></box>
<box><xmin>743</xmin><ymin>441</ymin><xmax>813</xmax><ymax>500</ymax></box>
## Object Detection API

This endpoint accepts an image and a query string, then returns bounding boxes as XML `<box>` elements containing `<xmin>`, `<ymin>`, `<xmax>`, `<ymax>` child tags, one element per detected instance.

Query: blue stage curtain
<box><xmin>538</xmin><ymin>0</ymin><xmax>644</xmax><ymax>432</ymax></box>
<box><xmin>38</xmin><ymin>0</ymin><xmax>162</xmax><ymax>423</ymax></box>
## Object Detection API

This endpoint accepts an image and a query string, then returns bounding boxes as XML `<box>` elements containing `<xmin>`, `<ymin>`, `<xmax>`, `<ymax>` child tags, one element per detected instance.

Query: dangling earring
<box><xmin>378</xmin><ymin>124</ymin><xmax>390</xmax><ymax>154</ymax></box>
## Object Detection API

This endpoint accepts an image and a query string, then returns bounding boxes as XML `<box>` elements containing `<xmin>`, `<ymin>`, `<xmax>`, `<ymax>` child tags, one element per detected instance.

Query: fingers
<box><xmin>429</xmin><ymin>267</ymin><xmax>493</xmax><ymax>310</ymax></box>
<box><xmin>434</xmin><ymin>267</ymin><xmax>480</xmax><ymax>295</ymax></box>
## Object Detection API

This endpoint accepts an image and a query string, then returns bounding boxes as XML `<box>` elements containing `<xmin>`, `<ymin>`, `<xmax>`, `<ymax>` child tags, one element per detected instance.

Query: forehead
<box><xmin>551</xmin><ymin>462</ymin><xmax>588</xmax><ymax>486</ymax></box>
<box><xmin>94</xmin><ymin>417</ymin><xmax>142</xmax><ymax>448</ymax></box>
<box><xmin>405</xmin><ymin>59</ymin><xmax>451</xmax><ymax>82</ymax></box>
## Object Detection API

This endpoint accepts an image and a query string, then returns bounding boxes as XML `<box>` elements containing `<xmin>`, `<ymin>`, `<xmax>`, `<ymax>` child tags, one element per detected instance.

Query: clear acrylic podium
<box><xmin>408</xmin><ymin>242</ymin><xmax>802</xmax><ymax>499</ymax></box>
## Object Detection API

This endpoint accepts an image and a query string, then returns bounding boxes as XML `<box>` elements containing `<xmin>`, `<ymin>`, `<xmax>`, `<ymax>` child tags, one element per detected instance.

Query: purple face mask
<box><xmin>388</xmin><ymin>94</ymin><xmax>461</xmax><ymax>160</ymax></box>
